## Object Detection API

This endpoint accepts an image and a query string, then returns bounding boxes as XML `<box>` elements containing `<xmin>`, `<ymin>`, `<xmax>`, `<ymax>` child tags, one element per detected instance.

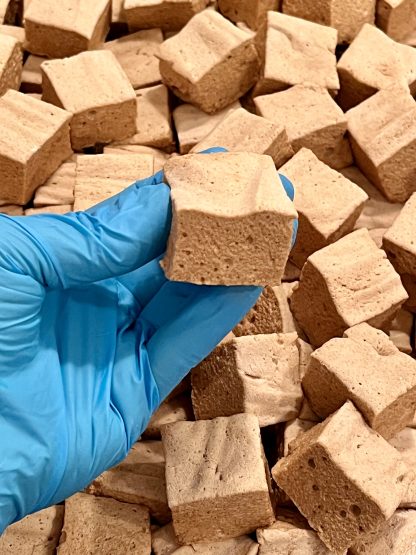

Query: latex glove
<box><xmin>0</xmin><ymin>148</ymin><xmax>296</xmax><ymax>531</ymax></box>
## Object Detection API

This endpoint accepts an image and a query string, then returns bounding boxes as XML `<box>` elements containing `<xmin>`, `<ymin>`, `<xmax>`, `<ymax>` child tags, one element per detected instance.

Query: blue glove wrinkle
<box><xmin>0</xmin><ymin>184</ymin><xmax>171</xmax><ymax>289</ymax></box>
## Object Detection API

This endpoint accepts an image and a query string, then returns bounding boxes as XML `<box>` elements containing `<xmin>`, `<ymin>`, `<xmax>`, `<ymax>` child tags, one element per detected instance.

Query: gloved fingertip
<box><xmin>198</xmin><ymin>146</ymin><xmax>229</xmax><ymax>154</ymax></box>
<box><xmin>133</xmin><ymin>170</ymin><xmax>165</xmax><ymax>189</ymax></box>
<box><xmin>279</xmin><ymin>173</ymin><xmax>295</xmax><ymax>202</ymax></box>
<box><xmin>291</xmin><ymin>218</ymin><xmax>298</xmax><ymax>247</ymax></box>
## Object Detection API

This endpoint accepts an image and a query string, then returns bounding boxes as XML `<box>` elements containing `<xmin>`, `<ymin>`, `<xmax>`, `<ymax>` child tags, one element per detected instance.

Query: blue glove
<box><xmin>0</xmin><ymin>147</ymin><xmax>296</xmax><ymax>531</ymax></box>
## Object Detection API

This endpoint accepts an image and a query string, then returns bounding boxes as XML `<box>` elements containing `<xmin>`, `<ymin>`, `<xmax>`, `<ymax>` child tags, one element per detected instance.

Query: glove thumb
<box><xmin>0</xmin><ymin>173</ymin><xmax>171</xmax><ymax>288</ymax></box>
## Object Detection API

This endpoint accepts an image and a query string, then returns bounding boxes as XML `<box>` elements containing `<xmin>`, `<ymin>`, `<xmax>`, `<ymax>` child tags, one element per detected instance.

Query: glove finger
<box><xmin>116</xmin><ymin>256</ymin><xmax>167</xmax><ymax>312</ymax></box>
<box><xmin>138</xmin><ymin>282</ymin><xmax>262</xmax><ymax>401</ymax></box>
<box><xmin>278</xmin><ymin>173</ymin><xmax>298</xmax><ymax>246</ymax></box>
<box><xmin>0</xmin><ymin>177</ymin><xmax>171</xmax><ymax>289</ymax></box>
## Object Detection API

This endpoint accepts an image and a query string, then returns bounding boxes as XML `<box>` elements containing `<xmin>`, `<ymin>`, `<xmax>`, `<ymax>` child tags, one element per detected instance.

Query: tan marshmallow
<box><xmin>218</xmin><ymin>0</ymin><xmax>278</xmax><ymax>30</ymax></box>
<box><xmin>73</xmin><ymin>153</ymin><xmax>153</xmax><ymax>211</ymax></box>
<box><xmin>21</xmin><ymin>54</ymin><xmax>44</xmax><ymax>94</ymax></box>
<box><xmin>343</xmin><ymin>321</ymin><xmax>399</xmax><ymax>354</ymax></box>
<box><xmin>191</xmin><ymin>108</ymin><xmax>293</xmax><ymax>167</ymax></box>
<box><xmin>389</xmin><ymin>309</ymin><xmax>414</xmax><ymax>354</ymax></box>
<box><xmin>390</xmin><ymin>427</ymin><xmax>416</xmax><ymax>508</ymax></box>
<box><xmin>42</xmin><ymin>50</ymin><xmax>137</xmax><ymax>151</ymax></box>
<box><xmin>33</xmin><ymin>158</ymin><xmax>76</xmax><ymax>207</ymax></box>
<box><xmin>0</xmin><ymin>33</ymin><xmax>21</xmax><ymax>95</ymax></box>
<box><xmin>272</xmin><ymin>401</ymin><xmax>411</xmax><ymax>554</ymax></box>
<box><xmin>161</xmin><ymin>152</ymin><xmax>297</xmax><ymax>285</ymax></box>
<box><xmin>25</xmin><ymin>205</ymin><xmax>72</xmax><ymax>215</ymax></box>
<box><xmin>281</xmin><ymin>419</ymin><xmax>316</xmax><ymax>457</ymax></box>
<box><xmin>303</xmin><ymin>325</ymin><xmax>416</xmax><ymax>438</ymax></box>
<box><xmin>87</xmin><ymin>441</ymin><xmax>170</xmax><ymax>524</ymax></box>
<box><xmin>0</xmin><ymin>24</ymin><xmax>25</xmax><ymax>47</ymax></box>
<box><xmin>340</xmin><ymin>166</ymin><xmax>403</xmax><ymax>232</ymax></box>
<box><xmin>0</xmin><ymin>204</ymin><xmax>23</xmax><ymax>215</ymax></box>
<box><xmin>25</xmin><ymin>0</ymin><xmax>111</xmax><ymax>59</ymax></box>
<box><xmin>233</xmin><ymin>284</ymin><xmax>297</xmax><ymax>337</ymax></box>
<box><xmin>152</xmin><ymin>523</ymin><xmax>259</xmax><ymax>555</ymax></box>
<box><xmin>162</xmin><ymin>414</ymin><xmax>274</xmax><ymax>543</ymax></box>
<box><xmin>104</xmin><ymin>144</ymin><xmax>170</xmax><ymax>172</ymax></box>
<box><xmin>255</xmin><ymin>12</ymin><xmax>339</xmax><ymax>96</ymax></box>
<box><xmin>58</xmin><ymin>493</ymin><xmax>151</xmax><ymax>554</ymax></box>
<box><xmin>282</xmin><ymin>0</ymin><xmax>375</xmax><ymax>43</ymax></box>
<box><xmin>0</xmin><ymin>90</ymin><xmax>72</xmax><ymax>205</ymax></box>
<box><xmin>337</xmin><ymin>24</ymin><xmax>416</xmax><ymax>110</ymax></box>
<box><xmin>114</xmin><ymin>85</ymin><xmax>174</xmax><ymax>151</ymax></box>
<box><xmin>280</xmin><ymin>149</ymin><xmax>368</xmax><ymax>268</ymax></box>
<box><xmin>103</xmin><ymin>29</ymin><xmax>163</xmax><ymax>90</ymax></box>
<box><xmin>384</xmin><ymin>193</ymin><xmax>416</xmax><ymax>276</ymax></box>
<box><xmin>377</xmin><ymin>0</ymin><xmax>416</xmax><ymax>42</ymax></box>
<box><xmin>255</xmin><ymin>85</ymin><xmax>352</xmax><ymax>170</ymax></box>
<box><xmin>257</xmin><ymin>509</ymin><xmax>337</xmax><ymax>554</ymax></box>
<box><xmin>347</xmin><ymin>88</ymin><xmax>416</xmax><ymax>203</ymax></box>
<box><xmin>143</xmin><ymin>393</ymin><xmax>193</xmax><ymax>439</ymax></box>
<box><xmin>0</xmin><ymin>506</ymin><xmax>64</xmax><ymax>554</ymax></box>
<box><xmin>191</xmin><ymin>333</ymin><xmax>302</xmax><ymax>426</ymax></box>
<box><xmin>173</xmin><ymin>101</ymin><xmax>240</xmax><ymax>155</ymax></box>
<box><xmin>290</xmin><ymin>229</ymin><xmax>408</xmax><ymax>346</ymax></box>
<box><xmin>159</xmin><ymin>10</ymin><xmax>260</xmax><ymax>114</ymax></box>
<box><xmin>350</xmin><ymin>509</ymin><xmax>416</xmax><ymax>554</ymax></box>
<box><xmin>124</xmin><ymin>0</ymin><xmax>209</xmax><ymax>32</ymax></box>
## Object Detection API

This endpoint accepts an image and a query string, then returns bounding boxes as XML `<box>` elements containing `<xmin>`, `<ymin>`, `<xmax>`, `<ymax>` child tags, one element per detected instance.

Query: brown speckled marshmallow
<box><xmin>280</xmin><ymin>148</ymin><xmax>368</xmax><ymax>268</ymax></box>
<box><xmin>159</xmin><ymin>10</ymin><xmax>260</xmax><ymax>114</ymax></box>
<box><xmin>103</xmin><ymin>29</ymin><xmax>163</xmax><ymax>91</ymax></box>
<box><xmin>0</xmin><ymin>506</ymin><xmax>64</xmax><ymax>554</ymax></box>
<box><xmin>41</xmin><ymin>50</ymin><xmax>137</xmax><ymax>151</ymax></box>
<box><xmin>347</xmin><ymin>87</ymin><xmax>416</xmax><ymax>203</ymax></box>
<box><xmin>0</xmin><ymin>33</ymin><xmax>21</xmax><ymax>95</ymax></box>
<box><xmin>25</xmin><ymin>0</ymin><xmax>111</xmax><ymax>58</ymax></box>
<box><xmin>233</xmin><ymin>284</ymin><xmax>297</xmax><ymax>337</ymax></box>
<box><xmin>114</xmin><ymin>84</ymin><xmax>174</xmax><ymax>151</ymax></box>
<box><xmin>173</xmin><ymin>102</ymin><xmax>240</xmax><ymax>155</ymax></box>
<box><xmin>58</xmin><ymin>493</ymin><xmax>151</xmax><ymax>554</ymax></box>
<box><xmin>272</xmin><ymin>401</ymin><xmax>411</xmax><ymax>554</ymax></box>
<box><xmin>161</xmin><ymin>152</ymin><xmax>297</xmax><ymax>285</ymax></box>
<box><xmin>255</xmin><ymin>85</ymin><xmax>352</xmax><ymax>170</ymax></box>
<box><xmin>73</xmin><ymin>153</ymin><xmax>153</xmax><ymax>211</ymax></box>
<box><xmin>218</xmin><ymin>0</ymin><xmax>278</xmax><ymax>30</ymax></box>
<box><xmin>152</xmin><ymin>522</ymin><xmax>259</xmax><ymax>555</ymax></box>
<box><xmin>124</xmin><ymin>0</ymin><xmax>209</xmax><ymax>32</ymax></box>
<box><xmin>282</xmin><ymin>0</ymin><xmax>376</xmax><ymax>43</ymax></box>
<box><xmin>337</xmin><ymin>24</ymin><xmax>416</xmax><ymax>110</ymax></box>
<box><xmin>303</xmin><ymin>323</ymin><xmax>416</xmax><ymax>439</ymax></box>
<box><xmin>87</xmin><ymin>441</ymin><xmax>170</xmax><ymax>524</ymax></box>
<box><xmin>377</xmin><ymin>0</ymin><xmax>416</xmax><ymax>43</ymax></box>
<box><xmin>0</xmin><ymin>90</ymin><xmax>72</xmax><ymax>205</ymax></box>
<box><xmin>161</xmin><ymin>414</ymin><xmax>275</xmax><ymax>543</ymax></box>
<box><xmin>191</xmin><ymin>107</ymin><xmax>293</xmax><ymax>167</ymax></box>
<box><xmin>290</xmin><ymin>228</ymin><xmax>408</xmax><ymax>346</ymax></box>
<box><xmin>257</xmin><ymin>509</ymin><xmax>337</xmax><ymax>554</ymax></box>
<box><xmin>254</xmin><ymin>12</ymin><xmax>339</xmax><ymax>96</ymax></box>
<box><xmin>191</xmin><ymin>333</ymin><xmax>302</xmax><ymax>426</ymax></box>
<box><xmin>350</xmin><ymin>509</ymin><xmax>416</xmax><ymax>554</ymax></box>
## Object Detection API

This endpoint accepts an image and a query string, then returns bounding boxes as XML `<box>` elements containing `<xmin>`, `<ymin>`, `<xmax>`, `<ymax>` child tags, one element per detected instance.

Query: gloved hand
<box><xmin>0</xmin><ymin>147</ymin><xmax>296</xmax><ymax>532</ymax></box>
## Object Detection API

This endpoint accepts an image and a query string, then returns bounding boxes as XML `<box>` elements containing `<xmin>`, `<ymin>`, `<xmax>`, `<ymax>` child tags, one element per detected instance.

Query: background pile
<box><xmin>1</xmin><ymin>0</ymin><xmax>416</xmax><ymax>553</ymax></box>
